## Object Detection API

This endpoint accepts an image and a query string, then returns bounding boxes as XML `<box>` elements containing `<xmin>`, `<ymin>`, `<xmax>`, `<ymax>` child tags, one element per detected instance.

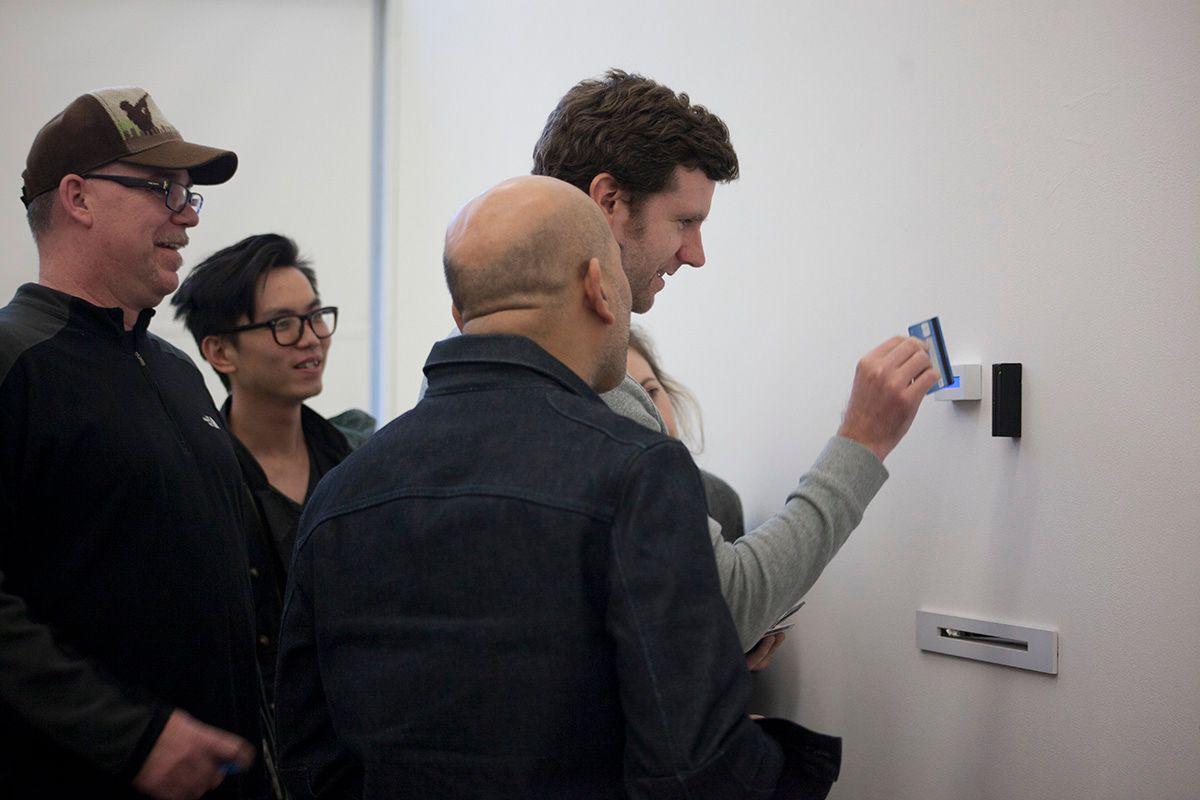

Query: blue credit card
<box><xmin>908</xmin><ymin>316</ymin><xmax>954</xmax><ymax>394</ymax></box>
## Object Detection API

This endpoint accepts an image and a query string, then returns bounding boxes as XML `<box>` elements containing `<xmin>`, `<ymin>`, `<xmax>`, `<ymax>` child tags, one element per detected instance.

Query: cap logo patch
<box><xmin>89</xmin><ymin>86</ymin><xmax>178</xmax><ymax>142</ymax></box>
<box><xmin>21</xmin><ymin>85</ymin><xmax>236</xmax><ymax>207</ymax></box>
<box><xmin>120</xmin><ymin>95</ymin><xmax>156</xmax><ymax>134</ymax></box>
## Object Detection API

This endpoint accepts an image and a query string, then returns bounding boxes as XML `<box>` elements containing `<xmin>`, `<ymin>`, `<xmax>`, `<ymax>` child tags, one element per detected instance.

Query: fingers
<box><xmin>839</xmin><ymin>334</ymin><xmax>939</xmax><ymax>461</ymax></box>
<box><xmin>864</xmin><ymin>335</ymin><xmax>908</xmax><ymax>364</ymax></box>
<box><xmin>906</xmin><ymin>362</ymin><xmax>939</xmax><ymax>400</ymax></box>
<box><xmin>877</xmin><ymin>336</ymin><xmax>937</xmax><ymax>402</ymax></box>
<box><xmin>202</xmin><ymin>725</ymin><xmax>255</xmax><ymax>770</ymax></box>
<box><xmin>746</xmin><ymin>632</ymin><xmax>787</xmax><ymax>672</ymax></box>
<box><xmin>758</xmin><ymin>632</ymin><xmax>785</xmax><ymax>671</ymax></box>
<box><xmin>755</xmin><ymin>636</ymin><xmax>783</xmax><ymax>672</ymax></box>
<box><xmin>898</xmin><ymin>342</ymin><xmax>935</xmax><ymax>384</ymax></box>
<box><xmin>200</xmin><ymin>727</ymin><xmax>254</xmax><ymax>796</ymax></box>
<box><xmin>863</xmin><ymin>337</ymin><xmax>933</xmax><ymax>389</ymax></box>
<box><xmin>881</xmin><ymin>336</ymin><xmax>929</xmax><ymax>370</ymax></box>
<box><xmin>862</xmin><ymin>336</ymin><xmax>935</xmax><ymax>401</ymax></box>
<box><xmin>195</xmin><ymin>728</ymin><xmax>253</xmax><ymax>798</ymax></box>
<box><xmin>133</xmin><ymin>710</ymin><xmax>255</xmax><ymax>800</ymax></box>
<box><xmin>745</xmin><ymin>634</ymin><xmax>778</xmax><ymax>671</ymax></box>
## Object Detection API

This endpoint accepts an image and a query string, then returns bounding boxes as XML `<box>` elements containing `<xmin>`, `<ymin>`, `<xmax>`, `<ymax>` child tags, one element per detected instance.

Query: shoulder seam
<box><xmin>297</xmin><ymin>484</ymin><xmax>616</xmax><ymax>553</ymax></box>
<box><xmin>544</xmin><ymin>391</ymin><xmax>665</xmax><ymax>449</ymax></box>
<box><xmin>146</xmin><ymin>332</ymin><xmax>196</xmax><ymax>367</ymax></box>
<box><xmin>0</xmin><ymin>299</ymin><xmax>69</xmax><ymax>387</ymax></box>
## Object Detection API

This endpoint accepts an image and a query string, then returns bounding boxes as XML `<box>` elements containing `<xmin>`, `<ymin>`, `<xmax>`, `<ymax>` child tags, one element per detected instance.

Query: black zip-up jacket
<box><xmin>0</xmin><ymin>283</ymin><xmax>268</xmax><ymax>798</ymax></box>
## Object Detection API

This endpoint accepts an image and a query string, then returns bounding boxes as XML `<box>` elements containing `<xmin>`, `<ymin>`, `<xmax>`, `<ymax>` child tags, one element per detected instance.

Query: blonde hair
<box><xmin>627</xmin><ymin>326</ymin><xmax>704</xmax><ymax>452</ymax></box>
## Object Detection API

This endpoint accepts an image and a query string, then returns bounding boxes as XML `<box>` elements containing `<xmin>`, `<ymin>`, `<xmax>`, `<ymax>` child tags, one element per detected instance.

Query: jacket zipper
<box><xmin>134</xmin><ymin>349</ymin><xmax>192</xmax><ymax>455</ymax></box>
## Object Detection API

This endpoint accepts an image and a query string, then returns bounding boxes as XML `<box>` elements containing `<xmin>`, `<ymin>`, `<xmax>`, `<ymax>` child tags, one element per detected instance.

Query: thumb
<box><xmin>200</xmin><ymin>724</ymin><xmax>255</xmax><ymax>768</ymax></box>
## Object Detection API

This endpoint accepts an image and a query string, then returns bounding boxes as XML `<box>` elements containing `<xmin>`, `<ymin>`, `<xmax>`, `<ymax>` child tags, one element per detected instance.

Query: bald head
<box><xmin>444</xmin><ymin>175</ymin><xmax>617</xmax><ymax>323</ymax></box>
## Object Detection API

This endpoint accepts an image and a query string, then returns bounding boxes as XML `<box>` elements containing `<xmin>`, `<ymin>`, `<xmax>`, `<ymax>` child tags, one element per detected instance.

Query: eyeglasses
<box><xmin>83</xmin><ymin>173</ymin><xmax>204</xmax><ymax>214</ymax></box>
<box><xmin>216</xmin><ymin>307</ymin><xmax>338</xmax><ymax>347</ymax></box>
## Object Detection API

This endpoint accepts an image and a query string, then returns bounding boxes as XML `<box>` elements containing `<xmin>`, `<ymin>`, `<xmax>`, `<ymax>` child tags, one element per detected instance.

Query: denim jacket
<box><xmin>275</xmin><ymin>334</ymin><xmax>840</xmax><ymax>800</ymax></box>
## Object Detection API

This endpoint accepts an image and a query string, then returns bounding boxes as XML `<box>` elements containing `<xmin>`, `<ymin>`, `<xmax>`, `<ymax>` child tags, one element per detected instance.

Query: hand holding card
<box><xmin>837</xmin><ymin>335</ymin><xmax>939</xmax><ymax>461</ymax></box>
<box><xmin>907</xmin><ymin>316</ymin><xmax>955</xmax><ymax>394</ymax></box>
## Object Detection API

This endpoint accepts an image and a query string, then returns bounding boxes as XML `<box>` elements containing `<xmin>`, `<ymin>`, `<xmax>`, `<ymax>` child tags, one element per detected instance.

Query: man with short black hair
<box><xmin>172</xmin><ymin>234</ymin><xmax>373</xmax><ymax>706</ymax></box>
<box><xmin>1</xmin><ymin>87</ymin><xmax>269</xmax><ymax>799</ymax></box>
<box><xmin>532</xmin><ymin>70</ymin><xmax>937</xmax><ymax>652</ymax></box>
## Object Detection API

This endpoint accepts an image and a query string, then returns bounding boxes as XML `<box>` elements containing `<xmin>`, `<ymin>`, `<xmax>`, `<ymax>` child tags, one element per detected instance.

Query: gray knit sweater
<box><xmin>602</xmin><ymin>375</ymin><xmax>888</xmax><ymax>650</ymax></box>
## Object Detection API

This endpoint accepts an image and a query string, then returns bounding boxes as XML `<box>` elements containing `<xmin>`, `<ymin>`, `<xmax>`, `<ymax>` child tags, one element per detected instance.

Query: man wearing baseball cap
<box><xmin>1</xmin><ymin>88</ymin><xmax>270</xmax><ymax>799</ymax></box>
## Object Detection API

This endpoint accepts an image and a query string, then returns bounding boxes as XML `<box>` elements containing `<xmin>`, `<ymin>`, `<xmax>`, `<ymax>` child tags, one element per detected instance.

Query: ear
<box><xmin>58</xmin><ymin>174</ymin><xmax>94</xmax><ymax>228</ymax></box>
<box><xmin>451</xmin><ymin>304</ymin><xmax>465</xmax><ymax>332</ymax></box>
<box><xmin>200</xmin><ymin>334</ymin><xmax>239</xmax><ymax>380</ymax></box>
<box><xmin>581</xmin><ymin>257</ymin><xmax>616</xmax><ymax>326</ymax></box>
<box><xmin>587</xmin><ymin>173</ymin><xmax>627</xmax><ymax>233</ymax></box>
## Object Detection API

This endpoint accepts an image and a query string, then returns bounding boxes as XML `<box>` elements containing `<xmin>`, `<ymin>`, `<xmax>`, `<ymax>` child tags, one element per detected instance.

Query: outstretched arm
<box><xmin>708</xmin><ymin>336</ymin><xmax>933</xmax><ymax>649</ymax></box>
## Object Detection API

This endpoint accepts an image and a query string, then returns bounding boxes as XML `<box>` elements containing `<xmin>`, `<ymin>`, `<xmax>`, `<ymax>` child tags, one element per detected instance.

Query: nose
<box><xmin>172</xmin><ymin>203</ymin><xmax>200</xmax><ymax>228</ymax></box>
<box><xmin>294</xmin><ymin>318</ymin><xmax>322</xmax><ymax>349</ymax></box>
<box><xmin>679</xmin><ymin>227</ymin><xmax>705</xmax><ymax>269</ymax></box>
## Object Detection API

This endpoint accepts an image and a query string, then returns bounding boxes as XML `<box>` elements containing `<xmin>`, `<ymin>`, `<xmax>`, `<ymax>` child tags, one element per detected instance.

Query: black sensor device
<box><xmin>992</xmin><ymin>363</ymin><xmax>1022</xmax><ymax>438</ymax></box>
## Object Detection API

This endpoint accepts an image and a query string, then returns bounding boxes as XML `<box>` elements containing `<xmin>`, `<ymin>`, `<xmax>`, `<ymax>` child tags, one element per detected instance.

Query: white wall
<box><xmin>0</xmin><ymin>0</ymin><xmax>374</xmax><ymax>416</ymax></box>
<box><xmin>5</xmin><ymin>1</ymin><xmax>1198</xmax><ymax>796</ymax></box>
<box><xmin>389</xmin><ymin>2</ymin><xmax>1200</xmax><ymax>798</ymax></box>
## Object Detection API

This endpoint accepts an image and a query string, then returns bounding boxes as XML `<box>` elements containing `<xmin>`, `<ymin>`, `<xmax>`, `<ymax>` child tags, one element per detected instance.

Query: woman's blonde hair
<box><xmin>627</xmin><ymin>326</ymin><xmax>704</xmax><ymax>452</ymax></box>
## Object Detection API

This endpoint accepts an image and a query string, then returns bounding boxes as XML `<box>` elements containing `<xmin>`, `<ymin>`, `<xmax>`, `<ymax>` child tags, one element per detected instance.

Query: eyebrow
<box><xmin>260</xmin><ymin>298</ymin><xmax>321</xmax><ymax>317</ymax></box>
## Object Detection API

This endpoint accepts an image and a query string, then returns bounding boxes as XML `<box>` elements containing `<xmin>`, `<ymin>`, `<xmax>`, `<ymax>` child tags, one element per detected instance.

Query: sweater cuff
<box><xmin>115</xmin><ymin>704</ymin><xmax>173</xmax><ymax>785</ymax></box>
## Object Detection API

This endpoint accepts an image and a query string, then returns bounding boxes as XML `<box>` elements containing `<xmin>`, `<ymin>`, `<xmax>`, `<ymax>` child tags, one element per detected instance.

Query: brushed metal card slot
<box><xmin>938</xmin><ymin>627</ymin><xmax>1028</xmax><ymax>651</ymax></box>
<box><xmin>917</xmin><ymin>611</ymin><xmax>1058</xmax><ymax>674</ymax></box>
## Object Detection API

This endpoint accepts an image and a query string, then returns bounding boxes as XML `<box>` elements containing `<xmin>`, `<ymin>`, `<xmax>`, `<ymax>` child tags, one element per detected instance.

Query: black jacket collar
<box><xmin>16</xmin><ymin>282</ymin><xmax>154</xmax><ymax>340</ymax></box>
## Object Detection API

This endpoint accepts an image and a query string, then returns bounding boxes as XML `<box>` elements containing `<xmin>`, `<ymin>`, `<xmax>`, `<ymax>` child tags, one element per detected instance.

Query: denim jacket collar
<box><xmin>423</xmin><ymin>333</ymin><xmax>600</xmax><ymax>403</ymax></box>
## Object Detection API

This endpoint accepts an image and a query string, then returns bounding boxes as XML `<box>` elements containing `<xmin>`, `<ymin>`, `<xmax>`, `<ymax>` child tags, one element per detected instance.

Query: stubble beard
<box><xmin>594</xmin><ymin>326</ymin><xmax>631</xmax><ymax>394</ymax></box>
<box><xmin>618</xmin><ymin>238</ymin><xmax>657</xmax><ymax>315</ymax></box>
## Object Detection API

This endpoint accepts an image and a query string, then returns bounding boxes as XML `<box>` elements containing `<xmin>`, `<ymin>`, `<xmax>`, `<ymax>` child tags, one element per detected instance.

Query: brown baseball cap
<box><xmin>20</xmin><ymin>87</ymin><xmax>238</xmax><ymax>207</ymax></box>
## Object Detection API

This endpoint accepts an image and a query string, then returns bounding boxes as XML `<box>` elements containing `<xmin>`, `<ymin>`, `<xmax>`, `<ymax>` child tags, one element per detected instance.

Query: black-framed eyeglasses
<box><xmin>82</xmin><ymin>173</ymin><xmax>204</xmax><ymax>214</ymax></box>
<box><xmin>216</xmin><ymin>307</ymin><xmax>338</xmax><ymax>347</ymax></box>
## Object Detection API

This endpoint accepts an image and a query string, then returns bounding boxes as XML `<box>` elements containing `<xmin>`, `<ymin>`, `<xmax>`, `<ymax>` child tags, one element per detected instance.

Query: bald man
<box><xmin>274</xmin><ymin>176</ymin><xmax>842</xmax><ymax>800</ymax></box>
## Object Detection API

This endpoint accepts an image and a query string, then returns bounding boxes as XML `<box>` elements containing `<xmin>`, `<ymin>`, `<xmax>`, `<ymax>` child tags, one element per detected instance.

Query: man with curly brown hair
<box><xmin>533</xmin><ymin>70</ymin><xmax>937</xmax><ymax>654</ymax></box>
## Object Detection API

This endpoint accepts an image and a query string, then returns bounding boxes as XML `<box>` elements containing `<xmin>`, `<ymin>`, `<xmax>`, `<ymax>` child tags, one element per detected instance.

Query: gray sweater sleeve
<box><xmin>711</xmin><ymin>437</ymin><xmax>887</xmax><ymax>650</ymax></box>
<box><xmin>601</xmin><ymin>378</ymin><xmax>888</xmax><ymax>650</ymax></box>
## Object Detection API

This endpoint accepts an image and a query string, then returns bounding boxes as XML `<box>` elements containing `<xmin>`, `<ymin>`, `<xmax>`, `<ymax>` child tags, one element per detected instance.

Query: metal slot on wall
<box><xmin>916</xmin><ymin>611</ymin><xmax>1058</xmax><ymax>674</ymax></box>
